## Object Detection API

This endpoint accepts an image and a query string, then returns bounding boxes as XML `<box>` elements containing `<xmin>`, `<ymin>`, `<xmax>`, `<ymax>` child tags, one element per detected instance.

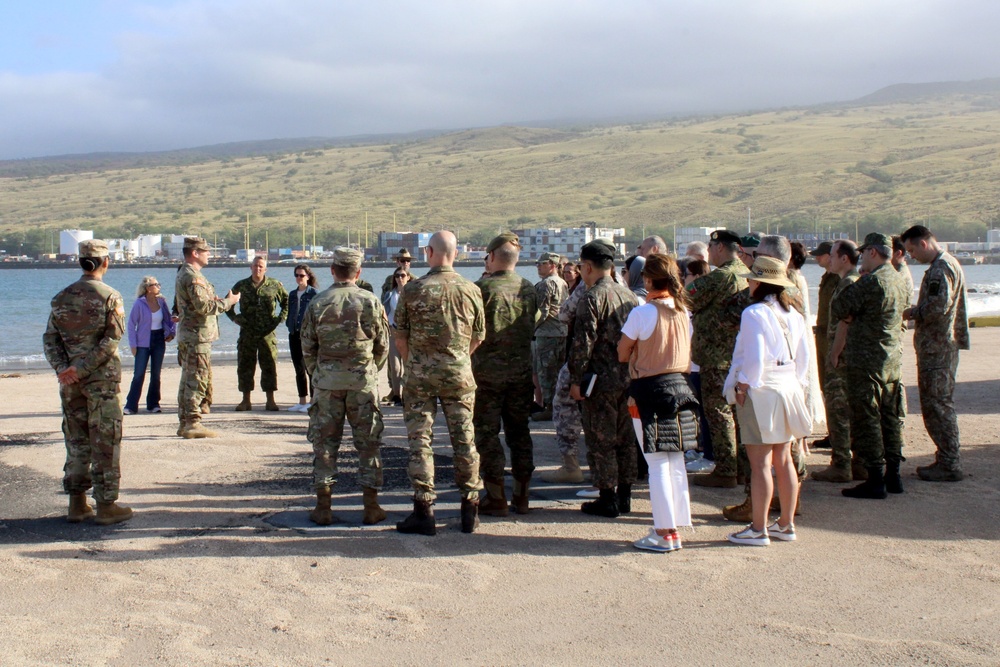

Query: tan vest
<box><xmin>630</xmin><ymin>300</ymin><xmax>691</xmax><ymax>379</ymax></box>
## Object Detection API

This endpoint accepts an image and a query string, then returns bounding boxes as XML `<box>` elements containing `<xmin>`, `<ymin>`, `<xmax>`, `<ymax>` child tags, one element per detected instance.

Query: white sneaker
<box><xmin>633</xmin><ymin>528</ymin><xmax>676</xmax><ymax>553</ymax></box>
<box><xmin>727</xmin><ymin>524</ymin><xmax>770</xmax><ymax>546</ymax></box>
<box><xmin>576</xmin><ymin>487</ymin><xmax>600</xmax><ymax>499</ymax></box>
<box><xmin>684</xmin><ymin>450</ymin><xmax>702</xmax><ymax>462</ymax></box>
<box><xmin>686</xmin><ymin>458</ymin><xmax>716</xmax><ymax>473</ymax></box>
<box><xmin>286</xmin><ymin>405</ymin><xmax>301</xmax><ymax>412</ymax></box>
<box><xmin>767</xmin><ymin>521</ymin><xmax>796</xmax><ymax>542</ymax></box>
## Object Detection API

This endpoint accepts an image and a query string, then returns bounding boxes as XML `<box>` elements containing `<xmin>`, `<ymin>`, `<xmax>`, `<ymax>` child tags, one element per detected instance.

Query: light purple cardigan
<box><xmin>127</xmin><ymin>296</ymin><xmax>176</xmax><ymax>348</ymax></box>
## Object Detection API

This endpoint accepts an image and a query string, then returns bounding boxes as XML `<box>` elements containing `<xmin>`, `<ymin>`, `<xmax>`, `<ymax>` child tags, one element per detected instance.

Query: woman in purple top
<box><xmin>124</xmin><ymin>275</ymin><xmax>176</xmax><ymax>414</ymax></box>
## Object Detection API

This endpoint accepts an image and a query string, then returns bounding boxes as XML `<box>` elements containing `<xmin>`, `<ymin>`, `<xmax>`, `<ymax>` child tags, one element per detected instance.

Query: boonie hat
<box><xmin>809</xmin><ymin>241</ymin><xmax>833</xmax><ymax>257</ymax></box>
<box><xmin>740</xmin><ymin>255</ymin><xmax>795</xmax><ymax>288</ymax></box>
<box><xmin>78</xmin><ymin>239</ymin><xmax>109</xmax><ymax>258</ymax></box>
<box><xmin>486</xmin><ymin>232</ymin><xmax>521</xmax><ymax>254</ymax></box>
<box><xmin>858</xmin><ymin>232</ymin><xmax>892</xmax><ymax>256</ymax></box>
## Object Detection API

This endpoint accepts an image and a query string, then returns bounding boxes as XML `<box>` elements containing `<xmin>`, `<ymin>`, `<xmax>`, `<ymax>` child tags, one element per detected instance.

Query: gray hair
<box><xmin>757</xmin><ymin>235</ymin><xmax>791</xmax><ymax>264</ymax></box>
<box><xmin>639</xmin><ymin>235</ymin><xmax>668</xmax><ymax>256</ymax></box>
<box><xmin>136</xmin><ymin>275</ymin><xmax>159</xmax><ymax>298</ymax></box>
<box><xmin>685</xmin><ymin>241</ymin><xmax>708</xmax><ymax>262</ymax></box>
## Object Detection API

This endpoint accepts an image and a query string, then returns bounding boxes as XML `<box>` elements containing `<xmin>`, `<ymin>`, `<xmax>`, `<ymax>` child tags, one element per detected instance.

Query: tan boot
<box><xmin>309</xmin><ymin>486</ymin><xmax>333</xmax><ymax>526</ymax></box>
<box><xmin>265</xmin><ymin>391</ymin><xmax>279</xmax><ymax>412</ymax></box>
<box><xmin>723</xmin><ymin>494</ymin><xmax>753</xmax><ymax>522</ymax></box>
<box><xmin>851</xmin><ymin>460</ymin><xmax>869</xmax><ymax>481</ymax></box>
<box><xmin>811</xmin><ymin>465</ymin><xmax>852</xmax><ymax>483</ymax></box>
<box><xmin>95</xmin><ymin>501</ymin><xmax>133</xmax><ymax>526</ymax></box>
<box><xmin>176</xmin><ymin>419</ymin><xmax>187</xmax><ymax>437</ymax></box>
<box><xmin>511</xmin><ymin>476</ymin><xmax>531</xmax><ymax>515</ymax></box>
<box><xmin>200</xmin><ymin>402</ymin><xmax>211</xmax><ymax>415</ymax></box>
<box><xmin>235</xmin><ymin>392</ymin><xmax>252</xmax><ymax>411</ymax></box>
<box><xmin>540</xmin><ymin>454</ymin><xmax>585</xmax><ymax>484</ymax></box>
<box><xmin>67</xmin><ymin>492</ymin><xmax>94</xmax><ymax>523</ymax></box>
<box><xmin>181</xmin><ymin>422</ymin><xmax>218</xmax><ymax>439</ymax></box>
<box><xmin>362</xmin><ymin>487</ymin><xmax>387</xmax><ymax>525</ymax></box>
<box><xmin>479</xmin><ymin>477</ymin><xmax>509</xmax><ymax>517</ymax></box>
<box><xmin>770</xmin><ymin>486</ymin><xmax>803</xmax><ymax>516</ymax></box>
<box><xmin>693</xmin><ymin>471</ymin><xmax>738</xmax><ymax>488</ymax></box>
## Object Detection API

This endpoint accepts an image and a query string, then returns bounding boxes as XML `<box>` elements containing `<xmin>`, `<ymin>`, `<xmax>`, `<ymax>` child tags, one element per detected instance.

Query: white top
<box><xmin>386</xmin><ymin>291</ymin><xmax>400</xmax><ymax>327</ymax></box>
<box><xmin>730</xmin><ymin>296</ymin><xmax>809</xmax><ymax>389</ymax></box>
<box><xmin>621</xmin><ymin>297</ymin><xmax>676</xmax><ymax>341</ymax></box>
<box><xmin>150</xmin><ymin>307</ymin><xmax>164</xmax><ymax>331</ymax></box>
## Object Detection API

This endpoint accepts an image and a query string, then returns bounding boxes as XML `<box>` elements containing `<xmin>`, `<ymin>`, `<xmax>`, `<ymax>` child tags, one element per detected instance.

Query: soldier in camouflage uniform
<box><xmin>175</xmin><ymin>237</ymin><xmax>240</xmax><ymax>438</ymax></box>
<box><xmin>227</xmin><ymin>256</ymin><xmax>288</xmax><ymax>411</ymax></box>
<box><xmin>473</xmin><ymin>233</ymin><xmax>539</xmax><ymax>515</ymax></box>
<box><xmin>901</xmin><ymin>225</ymin><xmax>970</xmax><ymax>482</ymax></box>
<box><xmin>687</xmin><ymin>230</ymin><xmax>747</xmax><ymax>488</ymax></box>
<box><xmin>43</xmin><ymin>239</ymin><xmax>133</xmax><ymax>525</ymax></box>
<box><xmin>380</xmin><ymin>247</ymin><xmax>416</xmax><ymax>296</ymax></box>
<box><xmin>395</xmin><ymin>230</ymin><xmax>486</xmax><ymax>535</ymax></box>
<box><xmin>301</xmin><ymin>247</ymin><xmax>390</xmax><ymax>525</ymax></box>
<box><xmin>831</xmin><ymin>233</ymin><xmax>909</xmax><ymax>499</ymax></box>
<box><xmin>532</xmin><ymin>252</ymin><xmax>569</xmax><ymax>421</ymax></box>
<box><xmin>811</xmin><ymin>241</ymin><xmax>837</xmax><ymax>397</ymax></box>
<box><xmin>812</xmin><ymin>240</ymin><xmax>862</xmax><ymax>483</ymax></box>
<box><xmin>569</xmin><ymin>239</ymin><xmax>639</xmax><ymax>518</ymax></box>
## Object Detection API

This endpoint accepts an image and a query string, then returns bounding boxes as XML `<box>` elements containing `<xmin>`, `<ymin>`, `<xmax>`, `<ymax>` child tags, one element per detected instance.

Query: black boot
<box><xmin>396</xmin><ymin>500</ymin><xmax>436</xmax><ymax>535</ymax></box>
<box><xmin>582</xmin><ymin>488</ymin><xmax>620</xmax><ymax>518</ymax></box>
<box><xmin>842</xmin><ymin>467</ymin><xmax>888</xmax><ymax>499</ymax></box>
<box><xmin>460</xmin><ymin>497</ymin><xmax>480</xmax><ymax>533</ymax></box>
<box><xmin>884</xmin><ymin>461</ymin><xmax>904</xmax><ymax>494</ymax></box>
<box><xmin>616</xmin><ymin>483</ymin><xmax>632</xmax><ymax>514</ymax></box>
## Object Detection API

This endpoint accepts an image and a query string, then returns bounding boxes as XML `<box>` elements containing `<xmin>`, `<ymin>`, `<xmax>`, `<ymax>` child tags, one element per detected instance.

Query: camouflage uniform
<box><xmin>823</xmin><ymin>268</ymin><xmax>861</xmax><ymax>470</ymax></box>
<box><xmin>472</xmin><ymin>270</ymin><xmax>538</xmax><ymax>480</ymax></box>
<box><xmin>831</xmin><ymin>263</ymin><xmax>909</xmax><ymax>468</ymax></box>
<box><xmin>533</xmin><ymin>273</ymin><xmax>569</xmax><ymax>409</ymax></box>
<box><xmin>814</xmin><ymin>270</ymin><xmax>840</xmax><ymax>390</ymax></box>
<box><xmin>301</xmin><ymin>282</ymin><xmax>389</xmax><ymax>490</ymax></box>
<box><xmin>687</xmin><ymin>258</ymin><xmax>747</xmax><ymax>477</ymax></box>
<box><xmin>226</xmin><ymin>275</ymin><xmax>288</xmax><ymax>392</ymax></box>
<box><xmin>395</xmin><ymin>266</ymin><xmax>485</xmax><ymax>501</ymax></box>
<box><xmin>909</xmin><ymin>251</ymin><xmax>970</xmax><ymax>472</ymax></box>
<box><xmin>43</xmin><ymin>275</ymin><xmax>126</xmax><ymax>503</ymax></box>
<box><xmin>568</xmin><ymin>276</ymin><xmax>639</xmax><ymax>489</ymax></box>
<box><xmin>175</xmin><ymin>263</ymin><xmax>234</xmax><ymax>427</ymax></box>
<box><xmin>552</xmin><ymin>282</ymin><xmax>588</xmax><ymax>456</ymax></box>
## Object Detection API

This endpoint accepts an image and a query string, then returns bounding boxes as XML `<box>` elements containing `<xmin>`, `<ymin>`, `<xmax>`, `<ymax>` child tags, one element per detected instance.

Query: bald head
<box><xmin>638</xmin><ymin>235</ymin><xmax>668</xmax><ymax>258</ymax></box>
<box><xmin>428</xmin><ymin>230</ymin><xmax>458</xmax><ymax>268</ymax></box>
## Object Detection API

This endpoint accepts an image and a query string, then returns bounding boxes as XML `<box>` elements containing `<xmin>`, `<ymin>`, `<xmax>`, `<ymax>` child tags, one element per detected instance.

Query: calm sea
<box><xmin>4</xmin><ymin>261</ymin><xmax>999</xmax><ymax>370</ymax></box>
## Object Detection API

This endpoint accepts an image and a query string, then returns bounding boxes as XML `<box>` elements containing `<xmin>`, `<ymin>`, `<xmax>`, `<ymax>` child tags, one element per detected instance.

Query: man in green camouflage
<box><xmin>395</xmin><ymin>230</ymin><xmax>486</xmax><ymax>535</ymax></box>
<box><xmin>380</xmin><ymin>247</ymin><xmax>416</xmax><ymax>296</ymax></box>
<box><xmin>811</xmin><ymin>241</ymin><xmax>838</xmax><ymax>398</ymax></box>
<box><xmin>175</xmin><ymin>237</ymin><xmax>240</xmax><ymax>438</ymax></box>
<box><xmin>473</xmin><ymin>233</ymin><xmax>538</xmax><ymax>516</ymax></box>
<box><xmin>43</xmin><ymin>239</ymin><xmax>133</xmax><ymax>525</ymax></box>
<box><xmin>831</xmin><ymin>232</ymin><xmax>910</xmax><ymax>499</ymax></box>
<box><xmin>687</xmin><ymin>230</ymin><xmax>747</xmax><ymax>489</ymax></box>
<box><xmin>901</xmin><ymin>225</ymin><xmax>970</xmax><ymax>482</ymax></box>
<box><xmin>301</xmin><ymin>247</ymin><xmax>390</xmax><ymax>525</ymax></box>
<box><xmin>532</xmin><ymin>252</ymin><xmax>568</xmax><ymax>421</ymax></box>
<box><xmin>227</xmin><ymin>256</ymin><xmax>288</xmax><ymax>411</ymax></box>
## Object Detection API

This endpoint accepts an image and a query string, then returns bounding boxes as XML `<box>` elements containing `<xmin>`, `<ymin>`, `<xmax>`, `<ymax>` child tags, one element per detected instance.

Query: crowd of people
<box><xmin>42</xmin><ymin>224</ymin><xmax>970</xmax><ymax>549</ymax></box>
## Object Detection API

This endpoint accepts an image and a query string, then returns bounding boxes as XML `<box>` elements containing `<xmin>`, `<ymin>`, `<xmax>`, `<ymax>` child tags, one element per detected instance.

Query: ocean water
<box><xmin>4</xmin><ymin>261</ymin><xmax>997</xmax><ymax>370</ymax></box>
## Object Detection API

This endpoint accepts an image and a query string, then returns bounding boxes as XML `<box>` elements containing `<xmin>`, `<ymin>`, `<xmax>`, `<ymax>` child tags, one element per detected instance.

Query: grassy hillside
<box><xmin>4</xmin><ymin>95</ymin><xmax>1000</xmax><ymax>255</ymax></box>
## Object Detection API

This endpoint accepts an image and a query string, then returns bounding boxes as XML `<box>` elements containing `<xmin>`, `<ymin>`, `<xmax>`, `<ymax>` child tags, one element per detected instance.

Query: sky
<box><xmin>1</xmin><ymin>0</ymin><xmax>999</xmax><ymax>160</ymax></box>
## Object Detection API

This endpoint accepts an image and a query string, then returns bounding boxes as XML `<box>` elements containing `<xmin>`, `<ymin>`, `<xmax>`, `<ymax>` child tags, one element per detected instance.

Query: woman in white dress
<box><xmin>788</xmin><ymin>242</ymin><xmax>827</xmax><ymax>437</ymax></box>
<box><xmin>724</xmin><ymin>256</ymin><xmax>812</xmax><ymax>546</ymax></box>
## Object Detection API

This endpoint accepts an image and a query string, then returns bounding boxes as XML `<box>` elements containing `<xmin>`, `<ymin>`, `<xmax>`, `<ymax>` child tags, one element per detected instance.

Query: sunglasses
<box><xmin>147</xmin><ymin>282</ymin><xmax>160</xmax><ymax>287</ymax></box>
<box><xmin>295</xmin><ymin>273</ymin><xmax>307</xmax><ymax>278</ymax></box>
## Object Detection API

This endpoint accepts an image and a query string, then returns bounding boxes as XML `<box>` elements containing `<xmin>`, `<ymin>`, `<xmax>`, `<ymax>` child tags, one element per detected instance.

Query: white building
<box><xmin>59</xmin><ymin>229</ymin><xmax>93</xmax><ymax>256</ymax></box>
<box><xmin>675</xmin><ymin>226</ymin><xmax>725</xmax><ymax>247</ymax></box>
<box><xmin>511</xmin><ymin>225</ymin><xmax>626</xmax><ymax>260</ymax></box>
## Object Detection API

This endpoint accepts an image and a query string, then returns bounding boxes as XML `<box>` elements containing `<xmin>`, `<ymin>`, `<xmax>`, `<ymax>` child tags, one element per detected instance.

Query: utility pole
<box><xmin>245</xmin><ymin>213</ymin><xmax>250</xmax><ymax>252</ymax></box>
<box><xmin>312</xmin><ymin>211</ymin><xmax>317</xmax><ymax>259</ymax></box>
<box><xmin>301</xmin><ymin>213</ymin><xmax>306</xmax><ymax>257</ymax></box>
<box><xmin>747</xmin><ymin>206</ymin><xmax>752</xmax><ymax>233</ymax></box>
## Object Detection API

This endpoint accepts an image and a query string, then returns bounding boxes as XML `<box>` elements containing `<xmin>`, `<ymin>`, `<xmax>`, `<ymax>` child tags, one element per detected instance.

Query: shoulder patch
<box><xmin>928</xmin><ymin>281</ymin><xmax>941</xmax><ymax>297</ymax></box>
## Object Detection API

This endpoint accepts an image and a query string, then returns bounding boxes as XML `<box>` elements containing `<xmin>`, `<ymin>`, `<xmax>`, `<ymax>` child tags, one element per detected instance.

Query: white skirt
<box><xmin>742</xmin><ymin>366</ymin><xmax>812</xmax><ymax>444</ymax></box>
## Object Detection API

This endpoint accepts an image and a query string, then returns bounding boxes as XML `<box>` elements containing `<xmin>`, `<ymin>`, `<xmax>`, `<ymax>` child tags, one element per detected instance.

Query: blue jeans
<box><xmin>125</xmin><ymin>329</ymin><xmax>166</xmax><ymax>412</ymax></box>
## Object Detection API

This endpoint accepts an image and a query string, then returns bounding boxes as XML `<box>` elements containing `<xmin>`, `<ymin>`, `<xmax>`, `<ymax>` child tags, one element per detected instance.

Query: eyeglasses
<box><xmin>294</xmin><ymin>273</ymin><xmax>307</xmax><ymax>278</ymax></box>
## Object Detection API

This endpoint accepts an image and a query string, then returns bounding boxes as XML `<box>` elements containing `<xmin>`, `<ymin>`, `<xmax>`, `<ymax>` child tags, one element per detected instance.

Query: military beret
<box><xmin>709</xmin><ymin>229</ymin><xmax>741</xmax><ymax>246</ymax></box>
<box><xmin>183</xmin><ymin>236</ymin><xmax>211</xmax><ymax>252</ymax></box>
<box><xmin>858</xmin><ymin>232</ymin><xmax>892</xmax><ymax>255</ymax></box>
<box><xmin>486</xmin><ymin>232</ymin><xmax>521</xmax><ymax>254</ymax></box>
<box><xmin>395</xmin><ymin>248</ymin><xmax>412</xmax><ymax>260</ymax></box>
<box><xmin>332</xmin><ymin>246</ymin><xmax>363</xmax><ymax>266</ymax></box>
<box><xmin>78</xmin><ymin>239</ymin><xmax>109</xmax><ymax>258</ymax></box>
<box><xmin>536</xmin><ymin>252</ymin><xmax>560</xmax><ymax>265</ymax></box>
<box><xmin>580</xmin><ymin>238</ymin><xmax>617</xmax><ymax>262</ymax></box>
<box><xmin>739</xmin><ymin>234</ymin><xmax>761</xmax><ymax>248</ymax></box>
<box><xmin>809</xmin><ymin>241</ymin><xmax>833</xmax><ymax>257</ymax></box>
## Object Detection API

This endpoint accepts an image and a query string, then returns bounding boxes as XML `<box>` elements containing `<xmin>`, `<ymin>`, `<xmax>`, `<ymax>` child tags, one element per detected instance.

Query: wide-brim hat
<box><xmin>740</xmin><ymin>255</ymin><xmax>794</xmax><ymax>287</ymax></box>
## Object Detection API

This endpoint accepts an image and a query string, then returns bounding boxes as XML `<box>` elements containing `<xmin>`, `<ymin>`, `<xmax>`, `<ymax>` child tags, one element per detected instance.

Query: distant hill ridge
<box><xmin>848</xmin><ymin>77</ymin><xmax>1000</xmax><ymax>106</ymax></box>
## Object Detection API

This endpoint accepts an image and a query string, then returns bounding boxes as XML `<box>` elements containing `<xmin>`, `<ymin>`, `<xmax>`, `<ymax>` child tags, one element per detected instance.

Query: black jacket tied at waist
<box><xmin>629</xmin><ymin>372</ymin><xmax>700</xmax><ymax>454</ymax></box>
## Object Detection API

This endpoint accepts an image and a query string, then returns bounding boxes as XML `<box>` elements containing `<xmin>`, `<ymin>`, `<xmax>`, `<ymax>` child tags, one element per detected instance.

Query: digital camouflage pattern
<box><xmin>823</xmin><ymin>268</ymin><xmax>860</xmax><ymax>470</ymax></box>
<box><xmin>534</xmin><ymin>274</ymin><xmax>568</xmax><ymax>338</ymax></box>
<box><xmin>581</xmin><ymin>387</ymin><xmax>637</xmax><ymax>489</ymax></box>
<box><xmin>227</xmin><ymin>275</ymin><xmax>288</xmax><ymax>393</ymax></box>
<box><xmin>687</xmin><ymin>258</ymin><xmax>748</xmax><ymax>369</ymax></box>
<box><xmin>43</xmin><ymin>275</ymin><xmax>126</xmax><ymax>502</ymax></box>
<box><xmin>815</xmin><ymin>270</ymin><xmax>840</xmax><ymax>390</ymax></box>
<box><xmin>552</xmin><ymin>363</ymin><xmax>583</xmax><ymax>456</ymax></box>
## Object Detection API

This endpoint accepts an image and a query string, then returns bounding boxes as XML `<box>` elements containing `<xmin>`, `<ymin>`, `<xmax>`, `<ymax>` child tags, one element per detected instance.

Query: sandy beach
<box><xmin>1</xmin><ymin>329</ymin><xmax>998</xmax><ymax>666</ymax></box>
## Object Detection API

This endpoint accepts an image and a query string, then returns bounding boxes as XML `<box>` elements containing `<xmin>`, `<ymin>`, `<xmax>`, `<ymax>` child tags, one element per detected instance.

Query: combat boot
<box><xmin>460</xmin><ymin>497</ymin><xmax>480</xmax><ymax>533</ymax></box>
<box><xmin>396</xmin><ymin>500</ymin><xmax>436</xmax><ymax>536</ymax></box>
<box><xmin>692</xmin><ymin>471</ymin><xmax>738</xmax><ymax>488</ymax></box>
<box><xmin>362</xmin><ymin>487</ymin><xmax>387</xmax><ymax>525</ymax></box>
<box><xmin>811</xmin><ymin>465</ymin><xmax>852</xmax><ymax>483</ymax></box>
<box><xmin>181</xmin><ymin>422</ymin><xmax>217</xmax><ymax>439</ymax></box>
<box><xmin>723</xmin><ymin>494</ymin><xmax>753</xmax><ymax>522</ymax></box>
<box><xmin>842</xmin><ymin>467</ymin><xmax>888</xmax><ymax>499</ymax></box>
<box><xmin>581</xmin><ymin>488</ymin><xmax>619</xmax><ymax>518</ymax></box>
<box><xmin>67</xmin><ymin>492</ymin><xmax>94</xmax><ymax>523</ymax></box>
<box><xmin>771</xmin><ymin>486</ymin><xmax>803</xmax><ymax>516</ymax></box>
<box><xmin>309</xmin><ymin>486</ymin><xmax>333</xmax><ymax>526</ymax></box>
<box><xmin>616</xmin><ymin>483</ymin><xmax>632</xmax><ymax>514</ymax></box>
<box><xmin>885</xmin><ymin>461</ymin><xmax>905</xmax><ymax>494</ymax></box>
<box><xmin>540</xmin><ymin>454</ymin><xmax>585</xmax><ymax>484</ymax></box>
<box><xmin>916</xmin><ymin>462</ymin><xmax>964</xmax><ymax>482</ymax></box>
<box><xmin>235</xmin><ymin>392</ymin><xmax>252</xmax><ymax>411</ymax></box>
<box><xmin>95</xmin><ymin>501</ymin><xmax>133</xmax><ymax>526</ymax></box>
<box><xmin>511</xmin><ymin>476</ymin><xmax>531</xmax><ymax>515</ymax></box>
<box><xmin>530</xmin><ymin>408</ymin><xmax>552</xmax><ymax>422</ymax></box>
<box><xmin>265</xmin><ymin>391</ymin><xmax>279</xmax><ymax>412</ymax></box>
<box><xmin>479</xmin><ymin>477</ymin><xmax>509</xmax><ymax>517</ymax></box>
<box><xmin>200</xmin><ymin>401</ymin><xmax>211</xmax><ymax>415</ymax></box>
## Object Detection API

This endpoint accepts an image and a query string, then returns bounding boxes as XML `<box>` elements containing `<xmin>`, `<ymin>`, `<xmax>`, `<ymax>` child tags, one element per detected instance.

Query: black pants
<box><xmin>288</xmin><ymin>332</ymin><xmax>313</xmax><ymax>399</ymax></box>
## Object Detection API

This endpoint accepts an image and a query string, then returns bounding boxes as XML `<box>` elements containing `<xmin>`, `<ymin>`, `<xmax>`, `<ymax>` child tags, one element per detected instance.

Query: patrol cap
<box><xmin>809</xmin><ymin>241</ymin><xmax>833</xmax><ymax>257</ymax></box>
<box><xmin>858</xmin><ymin>232</ymin><xmax>892</xmax><ymax>256</ymax></box>
<box><xmin>740</xmin><ymin>255</ymin><xmax>794</xmax><ymax>288</ymax></box>
<box><xmin>332</xmin><ymin>246</ymin><xmax>363</xmax><ymax>267</ymax></box>
<box><xmin>78</xmin><ymin>239</ymin><xmax>109</xmax><ymax>258</ymax></box>
<box><xmin>536</xmin><ymin>252</ymin><xmax>560</xmax><ymax>265</ymax></box>
<box><xmin>709</xmin><ymin>229</ymin><xmax>741</xmax><ymax>246</ymax></box>
<box><xmin>486</xmin><ymin>232</ymin><xmax>521</xmax><ymax>254</ymax></box>
<box><xmin>579</xmin><ymin>238</ymin><xmax>617</xmax><ymax>262</ymax></box>
<box><xmin>395</xmin><ymin>248</ymin><xmax>412</xmax><ymax>260</ymax></box>
<box><xmin>183</xmin><ymin>237</ymin><xmax>211</xmax><ymax>252</ymax></box>
<box><xmin>740</xmin><ymin>234</ymin><xmax>761</xmax><ymax>248</ymax></box>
